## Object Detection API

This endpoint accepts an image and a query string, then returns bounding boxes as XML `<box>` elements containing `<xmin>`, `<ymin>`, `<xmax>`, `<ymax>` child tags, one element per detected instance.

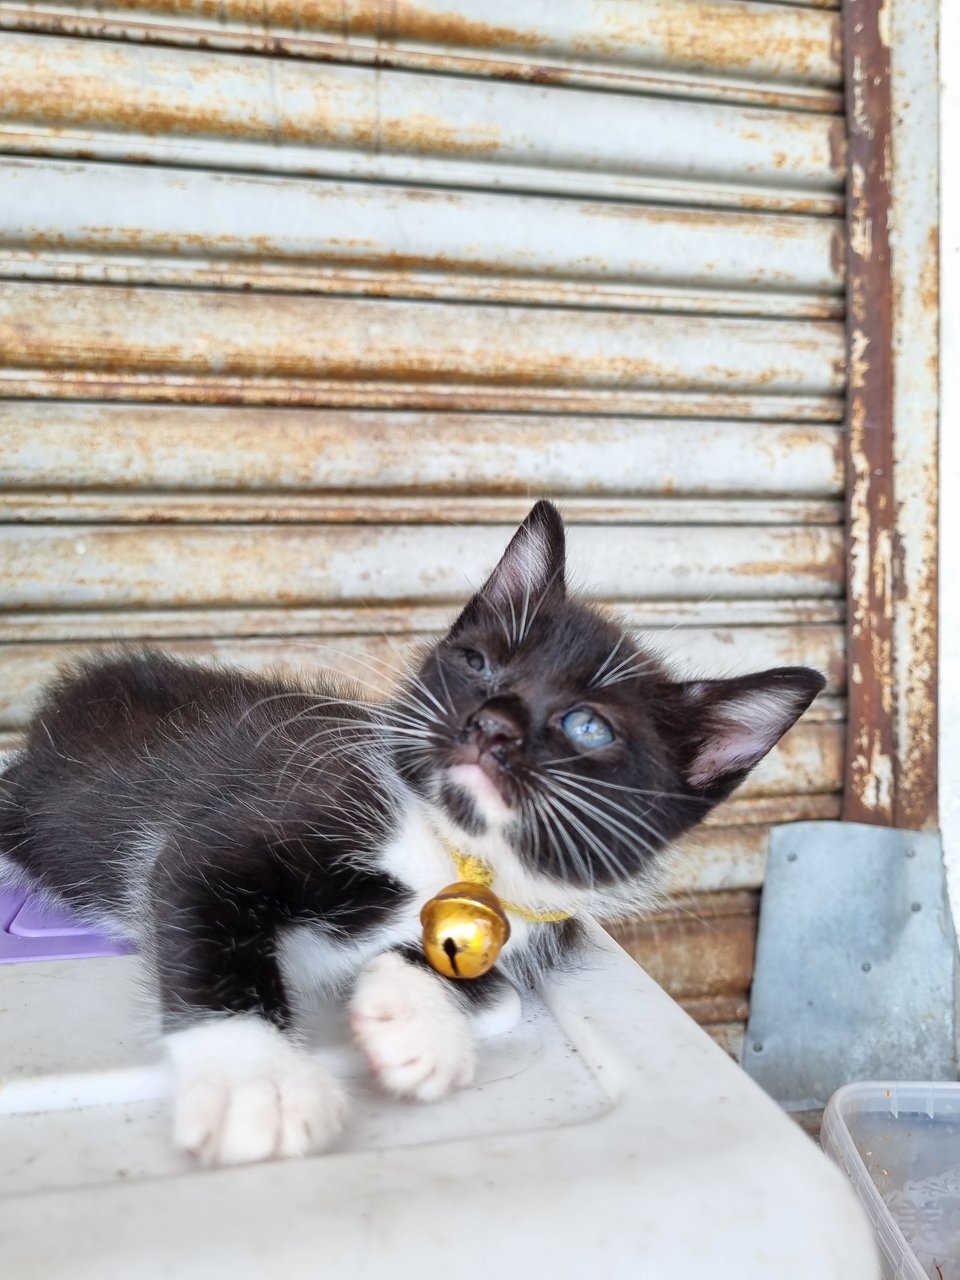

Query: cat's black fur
<box><xmin>0</xmin><ymin>500</ymin><xmax>824</xmax><ymax>1042</ymax></box>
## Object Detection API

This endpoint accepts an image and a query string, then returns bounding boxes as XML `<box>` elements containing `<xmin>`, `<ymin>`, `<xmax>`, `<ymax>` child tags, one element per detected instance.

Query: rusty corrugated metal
<box><xmin>0</xmin><ymin>158</ymin><xmax>845</xmax><ymax>317</ymax></box>
<box><xmin>0</xmin><ymin>494</ymin><xmax>845</xmax><ymax>526</ymax></box>
<box><xmin>0</xmin><ymin>283</ymin><xmax>845</xmax><ymax>398</ymax></box>
<box><xmin>0</xmin><ymin>33</ymin><xmax>844</xmax><ymax>213</ymax></box>
<box><xmin>607</xmin><ymin>891</ymin><xmax>759</xmax><ymax>1006</ymax></box>
<box><xmin>0</xmin><ymin>7</ymin><xmax>857</xmax><ymax>1002</ymax></box>
<box><xmin>0</xmin><ymin>599</ymin><xmax>848</xmax><ymax>645</ymax></box>
<box><xmin>0</xmin><ymin>524</ymin><xmax>844</xmax><ymax>609</ymax></box>
<box><xmin>0</xmin><ymin>406</ymin><xmax>845</xmax><ymax>494</ymax></box>
<box><xmin>0</xmin><ymin>1</ymin><xmax>842</xmax><ymax>112</ymax></box>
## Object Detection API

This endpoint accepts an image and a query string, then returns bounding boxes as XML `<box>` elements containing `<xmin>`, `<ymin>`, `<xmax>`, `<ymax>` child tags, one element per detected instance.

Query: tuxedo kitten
<box><xmin>0</xmin><ymin>501</ymin><xmax>823</xmax><ymax>1166</ymax></box>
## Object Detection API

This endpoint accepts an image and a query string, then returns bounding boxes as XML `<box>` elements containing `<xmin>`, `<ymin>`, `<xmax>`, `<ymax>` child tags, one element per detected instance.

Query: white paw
<box><xmin>165</xmin><ymin>1016</ymin><xmax>349</xmax><ymax>1166</ymax></box>
<box><xmin>350</xmin><ymin>952</ymin><xmax>475</xmax><ymax>1102</ymax></box>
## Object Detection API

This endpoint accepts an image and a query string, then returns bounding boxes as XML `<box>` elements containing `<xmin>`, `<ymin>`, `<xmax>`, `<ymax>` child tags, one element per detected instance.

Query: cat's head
<box><xmin>392</xmin><ymin>501</ymin><xmax>824</xmax><ymax>890</ymax></box>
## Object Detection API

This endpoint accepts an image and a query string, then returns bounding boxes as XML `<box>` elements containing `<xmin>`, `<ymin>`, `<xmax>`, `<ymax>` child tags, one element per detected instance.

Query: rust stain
<box><xmin>326</xmin><ymin>1</ymin><xmax>546</xmax><ymax>53</ymax></box>
<box><xmin>0</xmin><ymin>43</ymin><xmax>502</xmax><ymax>157</ymax></box>
<box><xmin>842</xmin><ymin>0</ymin><xmax>896</xmax><ymax>826</ymax></box>
<box><xmin>616</xmin><ymin>4</ymin><xmax>839</xmax><ymax>83</ymax></box>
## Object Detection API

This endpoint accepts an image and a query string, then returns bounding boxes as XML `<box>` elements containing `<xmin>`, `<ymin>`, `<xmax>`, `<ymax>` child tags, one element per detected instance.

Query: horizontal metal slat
<box><xmin>0</xmin><ymin>599</ymin><xmax>848</xmax><ymax>643</ymax></box>
<box><xmin>608</xmin><ymin>890</ymin><xmax>759</xmax><ymax>1003</ymax></box>
<box><xmin>705</xmin><ymin>792</ymin><xmax>840</xmax><ymax>827</ymax></box>
<box><xmin>740</xmin><ymin>719</ymin><xmax>841</xmax><ymax>797</ymax></box>
<box><xmin>0</xmin><ymin>285</ymin><xmax>846</xmax><ymax>406</ymax></box>
<box><xmin>0</xmin><ymin>159</ymin><xmax>845</xmax><ymax>317</ymax></box>
<box><xmin>666</xmin><ymin>826</ymin><xmax>775</xmax><ymax>894</ymax></box>
<box><xmin>0</xmin><ymin>625</ymin><xmax>844</xmax><ymax>728</ymax></box>
<box><xmin>0</xmin><ymin>34</ymin><xmax>844</xmax><ymax>212</ymax></box>
<box><xmin>0</xmin><ymin>405</ymin><xmax>844</xmax><ymax>500</ymax></box>
<box><xmin>0</xmin><ymin>525</ymin><xmax>845</xmax><ymax>609</ymax></box>
<box><xmin>0</xmin><ymin>1</ymin><xmax>842</xmax><ymax>111</ymax></box>
<box><xmin>0</xmin><ymin>495</ymin><xmax>844</xmax><ymax>526</ymax></box>
<box><xmin>0</xmin><ymin>380</ymin><xmax>850</xmax><ymax>419</ymax></box>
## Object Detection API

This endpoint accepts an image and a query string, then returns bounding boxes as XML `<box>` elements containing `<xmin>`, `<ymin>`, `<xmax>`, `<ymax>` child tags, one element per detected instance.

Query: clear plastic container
<box><xmin>822</xmin><ymin>1081</ymin><xmax>960</xmax><ymax>1280</ymax></box>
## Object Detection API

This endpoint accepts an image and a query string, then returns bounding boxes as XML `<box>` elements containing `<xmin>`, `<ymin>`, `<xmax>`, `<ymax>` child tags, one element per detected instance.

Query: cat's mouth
<box><xmin>445</xmin><ymin>752</ymin><xmax>515</xmax><ymax>820</ymax></box>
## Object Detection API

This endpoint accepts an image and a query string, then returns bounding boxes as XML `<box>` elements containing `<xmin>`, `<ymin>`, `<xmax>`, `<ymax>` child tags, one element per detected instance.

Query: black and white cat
<box><xmin>0</xmin><ymin>501</ymin><xmax>823</xmax><ymax>1166</ymax></box>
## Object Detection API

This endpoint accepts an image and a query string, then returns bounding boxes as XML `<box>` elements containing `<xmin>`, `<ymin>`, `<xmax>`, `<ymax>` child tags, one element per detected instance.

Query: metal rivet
<box><xmin>753</xmin><ymin>1043</ymin><xmax>763</xmax><ymax>1054</ymax></box>
<box><xmin>911</xmin><ymin>902</ymin><xmax>922</xmax><ymax>913</ymax></box>
<box><xmin>862</xmin><ymin>962</ymin><xmax>872</xmax><ymax>973</ymax></box>
<box><xmin>786</xmin><ymin>852</ymin><xmax>798</xmax><ymax>863</ymax></box>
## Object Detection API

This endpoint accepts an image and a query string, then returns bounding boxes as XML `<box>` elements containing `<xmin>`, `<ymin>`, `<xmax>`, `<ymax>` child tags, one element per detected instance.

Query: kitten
<box><xmin>0</xmin><ymin>500</ymin><xmax>823</xmax><ymax>1166</ymax></box>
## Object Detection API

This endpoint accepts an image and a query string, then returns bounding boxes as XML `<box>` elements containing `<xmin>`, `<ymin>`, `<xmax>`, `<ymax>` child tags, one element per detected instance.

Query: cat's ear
<box><xmin>450</xmin><ymin>500</ymin><xmax>566</xmax><ymax>637</ymax></box>
<box><xmin>678</xmin><ymin>666</ymin><xmax>825</xmax><ymax>800</ymax></box>
<box><xmin>483</xmin><ymin>500</ymin><xmax>566</xmax><ymax>607</ymax></box>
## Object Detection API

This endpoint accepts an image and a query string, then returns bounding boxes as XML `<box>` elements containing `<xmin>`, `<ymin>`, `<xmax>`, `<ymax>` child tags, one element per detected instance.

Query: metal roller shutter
<box><xmin>0</xmin><ymin>0</ymin><xmax>847</xmax><ymax>1052</ymax></box>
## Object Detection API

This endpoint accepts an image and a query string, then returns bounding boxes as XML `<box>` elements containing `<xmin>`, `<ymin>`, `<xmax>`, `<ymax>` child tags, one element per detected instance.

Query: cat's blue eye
<box><xmin>462</xmin><ymin>649</ymin><xmax>486</xmax><ymax>672</ymax></box>
<box><xmin>561</xmin><ymin>708</ymin><xmax>614</xmax><ymax>749</ymax></box>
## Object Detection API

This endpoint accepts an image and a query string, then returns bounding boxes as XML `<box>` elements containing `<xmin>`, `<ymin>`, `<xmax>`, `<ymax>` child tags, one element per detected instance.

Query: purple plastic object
<box><xmin>0</xmin><ymin>885</ymin><xmax>134</xmax><ymax>964</ymax></box>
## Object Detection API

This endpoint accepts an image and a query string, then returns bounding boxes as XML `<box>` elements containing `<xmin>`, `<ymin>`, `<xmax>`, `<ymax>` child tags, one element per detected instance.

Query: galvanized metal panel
<box><xmin>0</xmin><ymin>33</ymin><xmax>844</xmax><ymax>212</ymax></box>
<box><xmin>0</xmin><ymin>524</ymin><xmax>844</xmax><ymax>610</ymax></box>
<box><xmin>0</xmin><ymin>1</ymin><xmax>842</xmax><ymax>111</ymax></box>
<box><xmin>0</xmin><ymin>158</ymin><xmax>845</xmax><ymax>317</ymax></box>
<box><xmin>0</xmin><ymin>405</ymin><xmax>844</xmax><ymax>497</ymax></box>
<box><xmin>744</xmin><ymin>825</ymin><xmax>958</xmax><ymax>1109</ymax></box>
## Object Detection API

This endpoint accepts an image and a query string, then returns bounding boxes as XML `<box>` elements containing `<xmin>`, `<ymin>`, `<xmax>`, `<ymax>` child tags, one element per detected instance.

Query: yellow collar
<box><xmin>448</xmin><ymin>847</ymin><xmax>574</xmax><ymax>926</ymax></box>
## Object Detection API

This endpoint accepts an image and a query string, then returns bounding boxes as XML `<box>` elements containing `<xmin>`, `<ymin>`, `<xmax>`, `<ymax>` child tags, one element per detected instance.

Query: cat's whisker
<box><xmin>593</xmin><ymin>650</ymin><xmax>660</xmax><ymax>689</ymax></box>
<box><xmin>589</xmin><ymin>635</ymin><xmax>625</xmax><ymax>688</ymax></box>
<box><xmin>534</xmin><ymin>793</ymin><xmax>586</xmax><ymax>887</ymax></box>
<box><xmin>542</xmin><ymin>788</ymin><xmax>629</xmax><ymax>885</ymax></box>
<box><xmin>271</xmin><ymin>720</ymin><xmax>437</xmax><ymax>799</ymax></box>
<box><xmin>537</xmin><ymin>773</ymin><xmax>665</xmax><ymax>860</ymax></box>
<box><xmin>546</xmin><ymin>767</ymin><xmax>700</xmax><ymax>808</ymax></box>
<box><xmin>278</xmin><ymin>643</ymin><xmax>450</xmax><ymax>728</ymax></box>
<box><xmin>430</xmin><ymin>658</ymin><xmax>456</xmax><ymax>719</ymax></box>
<box><xmin>545</xmin><ymin>773</ymin><xmax>670</xmax><ymax>855</ymax></box>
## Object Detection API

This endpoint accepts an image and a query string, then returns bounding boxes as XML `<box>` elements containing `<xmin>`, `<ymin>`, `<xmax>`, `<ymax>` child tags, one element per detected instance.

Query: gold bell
<box><xmin>420</xmin><ymin>881</ymin><xmax>511</xmax><ymax>980</ymax></box>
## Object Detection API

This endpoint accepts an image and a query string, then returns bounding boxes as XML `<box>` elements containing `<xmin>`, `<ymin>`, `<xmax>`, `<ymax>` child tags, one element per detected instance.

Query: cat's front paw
<box><xmin>165</xmin><ymin>1015</ymin><xmax>349</xmax><ymax>1166</ymax></box>
<box><xmin>351</xmin><ymin>951</ymin><xmax>475</xmax><ymax>1102</ymax></box>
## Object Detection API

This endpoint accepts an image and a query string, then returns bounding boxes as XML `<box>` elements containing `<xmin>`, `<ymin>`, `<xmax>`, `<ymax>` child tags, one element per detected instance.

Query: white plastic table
<box><xmin>0</xmin><ymin>922</ymin><xmax>879</xmax><ymax>1278</ymax></box>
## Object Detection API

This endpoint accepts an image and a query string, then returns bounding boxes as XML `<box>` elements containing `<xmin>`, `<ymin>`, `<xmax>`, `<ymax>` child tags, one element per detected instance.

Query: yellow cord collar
<box><xmin>448</xmin><ymin>848</ymin><xmax>574</xmax><ymax>925</ymax></box>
